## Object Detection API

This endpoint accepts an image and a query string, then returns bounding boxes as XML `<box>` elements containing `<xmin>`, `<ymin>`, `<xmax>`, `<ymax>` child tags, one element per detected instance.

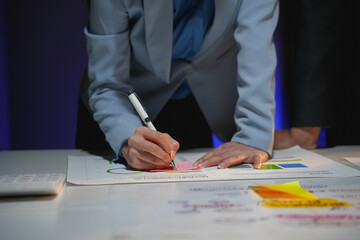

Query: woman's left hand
<box><xmin>193</xmin><ymin>142</ymin><xmax>269</xmax><ymax>169</ymax></box>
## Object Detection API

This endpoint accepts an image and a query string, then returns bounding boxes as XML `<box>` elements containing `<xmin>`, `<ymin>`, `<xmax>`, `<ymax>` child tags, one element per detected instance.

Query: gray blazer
<box><xmin>83</xmin><ymin>0</ymin><xmax>279</xmax><ymax>156</ymax></box>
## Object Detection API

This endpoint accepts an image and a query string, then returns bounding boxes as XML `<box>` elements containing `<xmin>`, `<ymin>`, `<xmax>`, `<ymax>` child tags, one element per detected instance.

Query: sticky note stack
<box><xmin>249</xmin><ymin>181</ymin><xmax>352</xmax><ymax>208</ymax></box>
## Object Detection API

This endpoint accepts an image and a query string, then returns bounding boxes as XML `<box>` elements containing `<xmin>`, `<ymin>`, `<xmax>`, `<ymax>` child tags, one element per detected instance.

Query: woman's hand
<box><xmin>122</xmin><ymin>126</ymin><xmax>180</xmax><ymax>170</ymax></box>
<box><xmin>193</xmin><ymin>142</ymin><xmax>269</xmax><ymax>169</ymax></box>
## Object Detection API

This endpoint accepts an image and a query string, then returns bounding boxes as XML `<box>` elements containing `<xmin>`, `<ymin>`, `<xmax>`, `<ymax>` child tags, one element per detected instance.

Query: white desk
<box><xmin>0</xmin><ymin>146</ymin><xmax>359</xmax><ymax>240</ymax></box>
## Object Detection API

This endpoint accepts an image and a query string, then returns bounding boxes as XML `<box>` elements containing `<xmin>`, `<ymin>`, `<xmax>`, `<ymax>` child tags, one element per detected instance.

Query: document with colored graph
<box><xmin>66</xmin><ymin>146</ymin><xmax>360</xmax><ymax>185</ymax></box>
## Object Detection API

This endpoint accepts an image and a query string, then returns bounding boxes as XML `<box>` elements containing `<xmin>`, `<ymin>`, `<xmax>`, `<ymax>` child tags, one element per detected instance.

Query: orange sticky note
<box><xmin>262</xmin><ymin>198</ymin><xmax>353</xmax><ymax>208</ymax></box>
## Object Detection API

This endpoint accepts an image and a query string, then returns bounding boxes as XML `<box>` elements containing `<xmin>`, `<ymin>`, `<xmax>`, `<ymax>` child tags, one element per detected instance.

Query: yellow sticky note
<box><xmin>256</xmin><ymin>181</ymin><xmax>318</xmax><ymax>200</ymax></box>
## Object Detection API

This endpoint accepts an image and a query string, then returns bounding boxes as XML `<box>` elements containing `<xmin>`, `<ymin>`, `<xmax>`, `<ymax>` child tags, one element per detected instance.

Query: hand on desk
<box><xmin>193</xmin><ymin>142</ymin><xmax>268</xmax><ymax>169</ymax></box>
<box><xmin>122</xmin><ymin>126</ymin><xmax>180</xmax><ymax>170</ymax></box>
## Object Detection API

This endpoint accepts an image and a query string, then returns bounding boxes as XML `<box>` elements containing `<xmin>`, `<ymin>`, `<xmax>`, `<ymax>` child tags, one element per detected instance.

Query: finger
<box><xmin>163</xmin><ymin>133</ymin><xmax>180</xmax><ymax>159</ymax></box>
<box><xmin>137</xmin><ymin>128</ymin><xmax>176</xmax><ymax>159</ymax></box>
<box><xmin>194</xmin><ymin>151</ymin><xmax>237</xmax><ymax>168</ymax></box>
<box><xmin>193</xmin><ymin>150</ymin><xmax>216</xmax><ymax>167</ymax></box>
<box><xmin>193</xmin><ymin>146</ymin><xmax>222</xmax><ymax>166</ymax></box>
<box><xmin>217</xmin><ymin>155</ymin><xmax>248</xmax><ymax>169</ymax></box>
<box><xmin>194</xmin><ymin>147</ymin><xmax>233</xmax><ymax>167</ymax></box>
<box><xmin>128</xmin><ymin>133</ymin><xmax>171</xmax><ymax>161</ymax></box>
<box><xmin>253</xmin><ymin>155</ymin><xmax>263</xmax><ymax>169</ymax></box>
<box><xmin>126</xmin><ymin>147</ymin><xmax>170</xmax><ymax>170</ymax></box>
<box><xmin>252</xmin><ymin>154</ymin><xmax>269</xmax><ymax>169</ymax></box>
<box><xmin>131</xmin><ymin>147</ymin><xmax>170</xmax><ymax>166</ymax></box>
<box><xmin>145</xmin><ymin>130</ymin><xmax>173</xmax><ymax>152</ymax></box>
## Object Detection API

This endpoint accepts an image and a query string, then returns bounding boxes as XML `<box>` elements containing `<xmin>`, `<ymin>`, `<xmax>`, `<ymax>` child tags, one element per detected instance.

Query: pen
<box><xmin>127</xmin><ymin>90</ymin><xmax>177</xmax><ymax>169</ymax></box>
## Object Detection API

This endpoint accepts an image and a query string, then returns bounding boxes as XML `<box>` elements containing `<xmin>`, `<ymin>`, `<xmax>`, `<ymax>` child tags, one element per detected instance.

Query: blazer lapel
<box><xmin>194</xmin><ymin>0</ymin><xmax>241</xmax><ymax>62</ymax></box>
<box><xmin>144</xmin><ymin>0</ymin><xmax>173</xmax><ymax>83</ymax></box>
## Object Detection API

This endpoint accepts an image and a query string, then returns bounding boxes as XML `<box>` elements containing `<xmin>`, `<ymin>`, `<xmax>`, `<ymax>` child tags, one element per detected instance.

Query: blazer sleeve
<box><xmin>231</xmin><ymin>0</ymin><xmax>279</xmax><ymax>156</ymax></box>
<box><xmin>85</xmin><ymin>0</ymin><xmax>142</xmax><ymax>155</ymax></box>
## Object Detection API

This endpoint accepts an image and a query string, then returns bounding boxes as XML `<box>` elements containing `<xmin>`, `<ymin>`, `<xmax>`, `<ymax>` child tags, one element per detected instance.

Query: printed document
<box><xmin>67</xmin><ymin>146</ymin><xmax>360</xmax><ymax>185</ymax></box>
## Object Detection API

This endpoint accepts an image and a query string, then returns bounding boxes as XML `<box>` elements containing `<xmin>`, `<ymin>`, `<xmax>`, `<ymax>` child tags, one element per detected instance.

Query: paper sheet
<box><xmin>109</xmin><ymin>177</ymin><xmax>360</xmax><ymax>239</ymax></box>
<box><xmin>67</xmin><ymin>146</ymin><xmax>360</xmax><ymax>185</ymax></box>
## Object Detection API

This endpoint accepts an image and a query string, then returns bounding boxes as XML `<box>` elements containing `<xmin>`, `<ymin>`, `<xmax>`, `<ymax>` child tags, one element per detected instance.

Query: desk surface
<box><xmin>0</xmin><ymin>146</ymin><xmax>359</xmax><ymax>240</ymax></box>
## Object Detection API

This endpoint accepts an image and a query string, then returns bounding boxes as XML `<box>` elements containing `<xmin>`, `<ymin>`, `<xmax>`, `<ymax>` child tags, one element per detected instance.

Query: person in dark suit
<box><xmin>274</xmin><ymin>0</ymin><xmax>344</xmax><ymax>150</ymax></box>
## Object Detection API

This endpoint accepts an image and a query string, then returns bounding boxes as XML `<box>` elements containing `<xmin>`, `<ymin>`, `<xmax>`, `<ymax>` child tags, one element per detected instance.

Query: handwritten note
<box><xmin>148</xmin><ymin>162</ymin><xmax>201</xmax><ymax>173</ymax></box>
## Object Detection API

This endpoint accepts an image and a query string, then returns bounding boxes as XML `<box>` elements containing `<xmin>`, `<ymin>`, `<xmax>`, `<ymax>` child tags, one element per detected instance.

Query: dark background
<box><xmin>0</xmin><ymin>0</ymin><xmax>359</xmax><ymax>151</ymax></box>
<box><xmin>1</xmin><ymin>0</ymin><xmax>89</xmax><ymax>150</ymax></box>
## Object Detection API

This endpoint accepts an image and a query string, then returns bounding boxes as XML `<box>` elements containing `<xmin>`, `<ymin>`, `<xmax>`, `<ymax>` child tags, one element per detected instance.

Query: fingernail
<box><xmin>254</xmin><ymin>163</ymin><xmax>261</xmax><ymax>169</ymax></box>
<box><xmin>170</xmin><ymin>150</ymin><xmax>175</xmax><ymax>160</ymax></box>
<box><xmin>218</xmin><ymin>163</ymin><xmax>225</xmax><ymax>169</ymax></box>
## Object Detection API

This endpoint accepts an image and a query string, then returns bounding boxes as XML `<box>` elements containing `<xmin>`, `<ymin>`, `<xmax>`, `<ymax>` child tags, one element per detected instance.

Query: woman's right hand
<box><xmin>121</xmin><ymin>126</ymin><xmax>180</xmax><ymax>170</ymax></box>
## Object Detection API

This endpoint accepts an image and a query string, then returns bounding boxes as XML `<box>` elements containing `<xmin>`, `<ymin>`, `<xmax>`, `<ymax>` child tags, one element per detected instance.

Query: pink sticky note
<box><xmin>148</xmin><ymin>162</ymin><xmax>201</xmax><ymax>173</ymax></box>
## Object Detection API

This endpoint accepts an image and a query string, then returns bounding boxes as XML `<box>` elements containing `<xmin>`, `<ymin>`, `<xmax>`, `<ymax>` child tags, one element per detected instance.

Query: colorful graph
<box><xmin>260</xmin><ymin>158</ymin><xmax>308</xmax><ymax>170</ymax></box>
